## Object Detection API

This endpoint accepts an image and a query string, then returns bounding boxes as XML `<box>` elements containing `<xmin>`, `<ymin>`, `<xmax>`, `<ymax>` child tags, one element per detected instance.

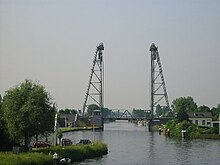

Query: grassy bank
<box><xmin>0</xmin><ymin>142</ymin><xmax>108</xmax><ymax>165</ymax></box>
<box><xmin>0</xmin><ymin>152</ymin><xmax>52</xmax><ymax>165</ymax></box>
<box><xmin>34</xmin><ymin>142</ymin><xmax>108</xmax><ymax>162</ymax></box>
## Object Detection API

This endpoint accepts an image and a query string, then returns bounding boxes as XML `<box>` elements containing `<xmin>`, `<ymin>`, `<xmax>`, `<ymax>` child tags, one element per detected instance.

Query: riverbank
<box><xmin>164</xmin><ymin>120</ymin><xmax>220</xmax><ymax>139</ymax></box>
<box><xmin>59</xmin><ymin>126</ymin><xmax>100</xmax><ymax>133</ymax></box>
<box><xmin>0</xmin><ymin>142</ymin><xmax>108</xmax><ymax>165</ymax></box>
<box><xmin>194</xmin><ymin>134</ymin><xmax>220</xmax><ymax>139</ymax></box>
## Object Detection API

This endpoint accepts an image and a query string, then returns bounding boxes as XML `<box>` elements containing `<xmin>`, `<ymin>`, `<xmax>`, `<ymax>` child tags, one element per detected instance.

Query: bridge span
<box><xmin>103</xmin><ymin>109</ymin><xmax>174</xmax><ymax>126</ymax></box>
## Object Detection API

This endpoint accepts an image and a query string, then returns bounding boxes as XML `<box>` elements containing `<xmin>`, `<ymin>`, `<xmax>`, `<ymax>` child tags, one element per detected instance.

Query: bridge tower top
<box><xmin>149</xmin><ymin>43</ymin><xmax>170</xmax><ymax>118</ymax></box>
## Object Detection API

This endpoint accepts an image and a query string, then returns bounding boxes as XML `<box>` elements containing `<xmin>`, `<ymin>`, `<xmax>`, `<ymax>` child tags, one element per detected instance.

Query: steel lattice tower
<box><xmin>82</xmin><ymin>43</ymin><xmax>104</xmax><ymax>123</ymax></box>
<box><xmin>149</xmin><ymin>43</ymin><xmax>170</xmax><ymax>118</ymax></box>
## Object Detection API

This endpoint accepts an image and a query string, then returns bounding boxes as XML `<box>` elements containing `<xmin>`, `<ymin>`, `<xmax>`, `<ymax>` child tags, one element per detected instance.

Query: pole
<box><xmin>54</xmin><ymin>112</ymin><xmax>58</xmax><ymax>146</ymax></box>
<box><xmin>149</xmin><ymin>44</ymin><xmax>155</xmax><ymax>132</ymax></box>
<box><xmin>92</xmin><ymin>125</ymin><xmax>95</xmax><ymax>142</ymax></box>
<box><xmin>99</xmin><ymin>44</ymin><xmax>104</xmax><ymax>131</ymax></box>
<box><xmin>151</xmin><ymin>50</ymin><xmax>154</xmax><ymax>119</ymax></box>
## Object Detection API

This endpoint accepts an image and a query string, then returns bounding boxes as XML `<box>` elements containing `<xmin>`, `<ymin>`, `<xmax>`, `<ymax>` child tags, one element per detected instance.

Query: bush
<box><xmin>165</xmin><ymin>119</ymin><xmax>219</xmax><ymax>139</ymax></box>
<box><xmin>199</xmin><ymin>126</ymin><xmax>218</xmax><ymax>134</ymax></box>
<box><xmin>186</xmin><ymin>124</ymin><xmax>199</xmax><ymax>138</ymax></box>
<box><xmin>165</xmin><ymin>120</ymin><xmax>191</xmax><ymax>138</ymax></box>
<box><xmin>172</xmin><ymin>120</ymin><xmax>191</xmax><ymax>138</ymax></box>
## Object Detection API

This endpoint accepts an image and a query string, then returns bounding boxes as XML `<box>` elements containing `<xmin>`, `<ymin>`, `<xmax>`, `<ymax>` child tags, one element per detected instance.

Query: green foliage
<box><xmin>187</xmin><ymin>125</ymin><xmax>218</xmax><ymax>138</ymax></box>
<box><xmin>0</xmin><ymin>152</ymin><xmax>52</xmax><ymax>165</ymax></box>
<box><xmin>102</xmin><ymin>107</ymin><xmax>111</xmax><ymax>118</ymax></box>
<box><xmin>176</xmin><ymin>109</ymin><xmax>189</xmax><ymax>122</ymax></box>
<box><xmin>165</xmin><ymin>120</ymin><xmax>191</xmax><ymax>138</ymax></box>
<box><xmin>155</xmin><ymin>105</ymin><xmax>170</xmax><ymax>117</ymax></box>
<box><xmin>171</xmin><ymin>96</ymin><xmax>220</xmax><ymax>121</ymax></box>
<box><xmin>211</xmin><ymin>104</ymin><xmax>220</xmax><ymax>120</ymax></box>
<box><xmin>0</xmin><ymin>143</ymin><xmax>108</xmax><ymax>164</ymax></box>
<box><xmin>57</xmin><ymin>129</ymin><xmax>63</xmax><ymax>141</ymax></box>
<box><xmin>198</xmin><ymin>126</ymin><xmax>218</xmax><ymax>134</ymax></box>
<box><xmin>33</xmin><ymin>142</ymin><xmax>108</xmax><ymax>163</ymax></box>
<box><xmin>197</xmin><ymin>105</ymin><xmax>211</xmax><ymax>112</ymax></box>
<box><xmin>0</xmin><ymin>94</ymin><xmax>14</xmax><ymax>151</ymax></box>
<box><xmin>165</xmin><ymin>119</ymin><xmax>218</xmax><ymax>139</ymax></box>
<box><xmin>87</xmin><ymin>104</ymin><xmax>100</xmax><ymax>116</ymax></box>
<box><xmin>0</xmin><ymin>94</ymin><xmax>3</xmax><ymax>127</ymax></box>
<box><xmin>0</xmin><ymin>94</ymin><xmax>2</xmax><ymax>110</ymax></box>
<box><xmin>132</xmin><ymin>109</ymin><xmax>151</xmax><ymax>118</ymax></box>
<box><xmin>77</xmin><ymin>120</ymin><xmax>87</xmax><ymax>127</ymax></box>
<box><xmin>186</xmin><ymin>124</ymin><xmax>200</xmax><ymax>138</ymax></box>
<box><xmin>86</xmin><ymin>104</ymin><xmax>111</xmax><ymax>117</ymax></box>
<box><xmin>0</xmin><ymin>94</ymin><xmax>4</xmax><ymax>127</ymax></box>
<box><xmin>1</xmin><ymin>80</ymin><xmax>56</xmax><ymax>149</ymax></box>
<box><xmin>59</xmin><ymin>108</ymin><xmax>77</xmax><ymax>114</ymax></box>
<box><xmin>172</xmin><ymin>96</ymin><xmax>197</xmax><ymax>114</ymax></box>
<box><xmin>171</xmin><ymin>96</ymin><xmax>197</xmax><ymax>122</ymax></box>
<box><xmin>165</xmin><ymin>119</ymin><xmax>178</xmax><ymax>130</ymax></box>
<box><xmin>56</xmin><ymin>129</ymin><xmax>63</xmax><ymax>145</ymax></box>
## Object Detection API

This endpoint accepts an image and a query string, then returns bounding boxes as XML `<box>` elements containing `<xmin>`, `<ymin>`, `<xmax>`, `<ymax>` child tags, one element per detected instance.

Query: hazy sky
<box><xmin>0</xmin><ymin>0</ymin><xmax>220</xmax><ymax>110</ymax></box>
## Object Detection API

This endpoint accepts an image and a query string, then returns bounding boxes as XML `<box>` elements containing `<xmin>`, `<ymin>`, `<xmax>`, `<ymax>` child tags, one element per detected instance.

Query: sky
<box><xmin>0</xmin><ymin>0</ymin><xmax>220</xmax><ymax>110</ymax></box>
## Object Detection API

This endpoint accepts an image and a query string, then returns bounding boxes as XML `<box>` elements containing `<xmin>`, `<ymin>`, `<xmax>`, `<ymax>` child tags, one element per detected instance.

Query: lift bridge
<box><xmin>82</xmin><ymin>43</ymin><xmax>172</xmax><ymax>130</ymax></box>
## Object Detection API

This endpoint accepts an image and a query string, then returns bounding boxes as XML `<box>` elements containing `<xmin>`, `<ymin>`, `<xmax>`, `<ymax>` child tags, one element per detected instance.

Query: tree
<box><xmin>172</xmin><ymin>96</ymin><xmax>197</xmax><ymax>114</ymax></box>
<box><xmin>57</xmin><ymin>129</ymin><xmax>63</xmax><ymax>145</ymax></box>
<box><xmin>0</xmin><ymin>94</ymin><xmax>13</xmax><ymax>151</ymax></box>
<box><xmin>197</xmin><ymin>105</ymin><xmax>211</xmax><ymax>112</ymax></box>
<box><xmin>171</xmin><ymin>96</ymin><xmax>197</xmax><ymax>122</ymax></box>
<box><xmin>211</xmin><ymin>104</ymin><xmax>220</xmax><ymax>120</ymax></box>
<box><xmin>87</xmin><ymin>104</ymin><xmax>100</xmax><ymax>116</ymax></box>
<box><xmin>176</xmin><ymin>109</ymin><xmax>189</xmax><ymax>122</ymax></box>
<box><xmin>59</xmin><ymin>108</ymin><xmax>77</xmax><ymax>114</ymax></box>
<box><xmin>162</xmin><ymin>106</ymin><xmax>171</xmax><ymax>116</ymax></box>
<box><xmin>155</xmin><ymin>105</ymin><xmax>170</xmax><ymax>117</ymax></box>
<box><xmin>0</xmin><ymin>94</ymin><xmax>3</xmax><ymax>126</ymax></box>
<box><xmin>1</xmin><ymin>80</ymin><xmax>56</xmax><ymax>150</ymax></box>
<box><xmin>0</xmin><ymin>94</ymin><xmax>2</xmax><ymax>106</ymax></box>
<box><xmin>132</xmin><ymin>109</ymin><xmax>148</xmax><ymax>118</ymax></box>
<box><xmin>102</xmin><ymin>107</ymin><xmax>111</xmax><ymax>118</ymax></box>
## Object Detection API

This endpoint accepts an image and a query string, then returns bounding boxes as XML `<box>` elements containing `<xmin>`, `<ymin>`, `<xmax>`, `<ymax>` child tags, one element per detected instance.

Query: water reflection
<box><xmin>147</xmin><ymin>132</ymin><xmax>156</xmax><ymax>164</ymax></box>
<box><xmin>63</xmin><ymin>122</ymin><xmax>220</xmax><ymax>165</ymax></box>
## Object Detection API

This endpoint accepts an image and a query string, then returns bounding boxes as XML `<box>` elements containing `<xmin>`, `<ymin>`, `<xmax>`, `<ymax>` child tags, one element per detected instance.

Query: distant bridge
<box><xmin>103</xmin><ymin>109</ymin><xmax>174</xmax><ymax>125</ymax></box>
<box><xmin>104</xmin><ymin>109</ymin><xmax>135</xmax><ymax>120</ymax></box>
<box><xmin>103</xmin><ymin>109</ymin><xmax>149</xmax><ymax>121</ymax></box>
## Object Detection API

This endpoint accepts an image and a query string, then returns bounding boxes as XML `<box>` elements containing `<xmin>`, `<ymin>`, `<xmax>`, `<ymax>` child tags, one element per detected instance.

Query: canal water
<box><xmin>63</xmin><ymin>121</ymin><xmax>220</xmax><ymax>165</ymax></box>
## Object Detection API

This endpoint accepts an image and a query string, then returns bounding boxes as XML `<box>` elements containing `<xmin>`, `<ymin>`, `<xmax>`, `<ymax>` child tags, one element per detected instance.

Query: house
<box><xmin>187</xmin><ymin>112</ymin><xmax>212</xmax><ymax>127</ymax></box>
<box><xmin>90</xmin><ymin>110</ymin><xmax>102</xmax><ymax>127</ymax></box>
<box><xmin>59</xmin><ymin>114</ymin><xmax>78</xmax><ymax>127</ymax></box>
<box><xmin>211</xmin><ymin>114</ymin><xmax>220</xmax><ymax>131</ymax></box>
